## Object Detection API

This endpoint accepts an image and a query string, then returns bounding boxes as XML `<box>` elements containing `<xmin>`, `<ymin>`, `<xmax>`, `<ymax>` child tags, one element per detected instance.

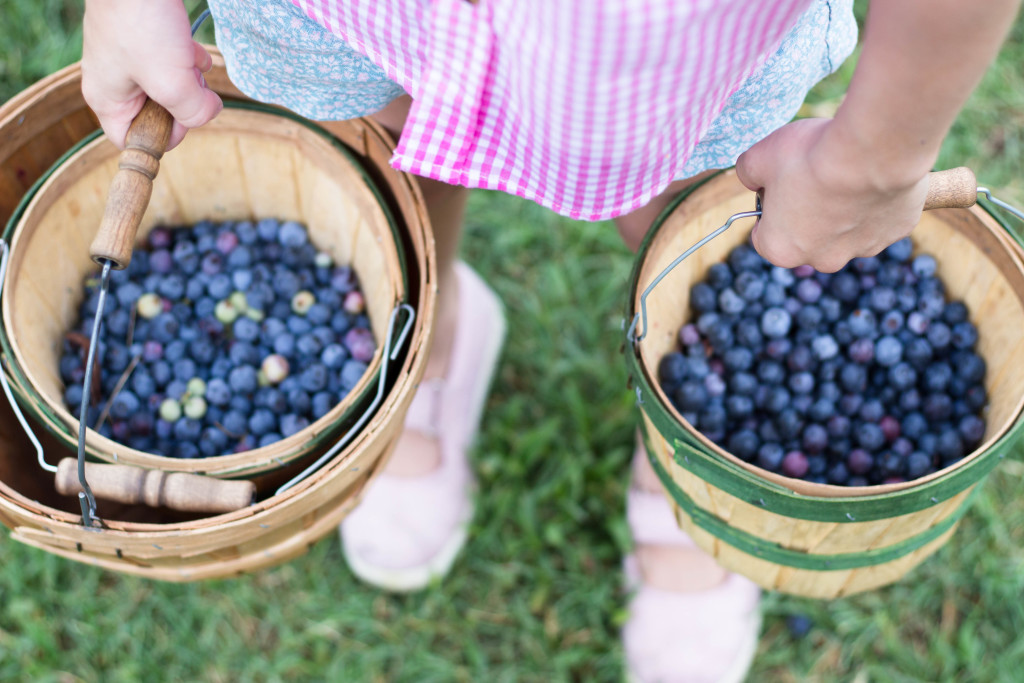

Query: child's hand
<box><xmin>82</xmin><ymin>0</ymin><xmax>222</xmax><ymax>151</ymax></box>
<box><xmin>735</xmin><ymin>117</ymin><xmax>930</xmax><ymax>273</ymax></box>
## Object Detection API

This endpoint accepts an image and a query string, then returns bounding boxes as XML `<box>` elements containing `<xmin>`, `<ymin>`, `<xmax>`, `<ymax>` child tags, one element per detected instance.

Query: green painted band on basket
<box><xmin>641</xmin><ymin>427</ymin><xmax>982</xmax><ymax>571</ymax></box>
<box><xmin>0</xmin><ymin>101</ymin><xmax>412</xmax><ymax>478</ymax></box>
<box><xmin>623</xmin><ymin>169</ymin><xmax>1024</xmax><ymax>522</ymax></box>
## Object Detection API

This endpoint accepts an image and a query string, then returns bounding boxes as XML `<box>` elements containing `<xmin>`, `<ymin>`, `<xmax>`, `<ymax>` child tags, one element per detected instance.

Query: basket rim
<box><xmin>624</xmin><ymin>169</ymin><xmax>1024</xmax><ymax>512</ymax></box>
<box><xmin>0</xmin><ymin>101</ymin><xmax>411</xmax><ymax>477</ymax></box>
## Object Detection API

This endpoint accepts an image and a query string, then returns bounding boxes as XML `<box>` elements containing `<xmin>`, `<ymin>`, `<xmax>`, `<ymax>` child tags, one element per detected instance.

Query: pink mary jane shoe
<box><xmin>339</xmin><ymin>262</ymin><xmax>506</xmax><ymax>592</ymax></box>
<box><xmin>623</xmin><ymin>450</ymin><xmax>762</xmax><ymax>683</ymax></box>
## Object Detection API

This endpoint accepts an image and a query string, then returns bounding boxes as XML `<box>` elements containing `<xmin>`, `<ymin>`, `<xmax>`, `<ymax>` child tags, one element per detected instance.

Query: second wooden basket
<box><xmin>625</xmin><ymin>170</ymin><xmax>1024</xmax><ymax>599</ymax></box>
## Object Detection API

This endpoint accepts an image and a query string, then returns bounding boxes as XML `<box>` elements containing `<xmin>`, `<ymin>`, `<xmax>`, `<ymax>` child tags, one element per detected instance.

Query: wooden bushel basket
<box><xmin>0</xmin><ymin>54</ymin><xmax>437</xmax><ymax>579</ymax></box>
<box><xmin>625</xmin><ymin>170</ymin><xmax>1024</xmax><ymax>599</ymax></box>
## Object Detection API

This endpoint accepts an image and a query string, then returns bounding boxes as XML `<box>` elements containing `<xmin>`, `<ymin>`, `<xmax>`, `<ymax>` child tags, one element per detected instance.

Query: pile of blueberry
<box><xmin>60</xmin><ymin>219</ymin><xmax>377</xmax><ymax>459</ymax></box>
<box><xmin>657</xmin><ymin>237</ymin><xmax>988</xmax><ymax>486</ymax></box>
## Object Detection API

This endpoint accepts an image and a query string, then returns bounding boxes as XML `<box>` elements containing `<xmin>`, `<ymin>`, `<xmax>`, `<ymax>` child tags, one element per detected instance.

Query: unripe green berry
<box><xmin>291</xmin><ymin>290</ymin><xmax>316</xmax><ymax>315</ymax></box>
<box><xmin>261</xmin><ymin>354</ymin><xmax>290</xmax><ymax>384</ymax></box>
<box><xmin>215</xmin><ymin>300</ymin><xmax>239</xmax><ymax>324</ymax></box>
<box><xmin>183</xmin><ymin>395</ymin><xmax>207</xmax><ymax>420</ymax></box>
<box><xmin>137</xmin><ymin>293</ymin><xmax>164</xmax><ymax>319</ymax></box>
<box><xmin>159</xmin><ymin>398</ymin><xmax>182</xmax><ymax>422</ymax></box>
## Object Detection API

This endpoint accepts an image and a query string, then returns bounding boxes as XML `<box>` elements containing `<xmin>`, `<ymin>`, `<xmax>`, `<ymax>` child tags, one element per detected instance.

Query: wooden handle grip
<box><xmin>55</xmin><ymin>458</ymin><xmax>255</xmax><ymax>514</ymax></box>
<box><xmin>90</xmin><ymin>98</ymin><xmax>175</xmax><ymax>270</ymax></box>
<box><xmin>924</xmin><ymin>167</ymin><xmax>977</xmax><ymax>210</ymax></box>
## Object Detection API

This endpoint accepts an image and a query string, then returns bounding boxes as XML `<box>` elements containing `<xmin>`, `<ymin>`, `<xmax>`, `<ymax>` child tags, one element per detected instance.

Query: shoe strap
<box><xmin>403</xmin><ymin>378</ymin><xmax>445</xmax><ymax>438</ymax></box>
<box><xmin>627</xmin><ymin>489</ymin><xmax>697</xmax><ymax>548</ymax></box>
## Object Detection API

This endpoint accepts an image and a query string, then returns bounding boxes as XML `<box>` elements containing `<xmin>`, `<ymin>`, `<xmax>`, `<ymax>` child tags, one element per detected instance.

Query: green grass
<box><xmin>1</xmin><ymin>2</ymin><xmax>1023</xmax><ymax>681</ymax></box>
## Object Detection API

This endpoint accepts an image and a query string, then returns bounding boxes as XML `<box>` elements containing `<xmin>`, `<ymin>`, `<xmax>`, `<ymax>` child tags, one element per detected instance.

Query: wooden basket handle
<box><xmin>89</xmin><ymin>98</ymin><xmax>173</xmax><ymax>270</ymax></box>
<box><xmin>924</xmin><ymin>167</ymin><xmax>977</xmax><ymax>210</ymax></box>
<box><xmin>55</xmin><ymin>458</ymin><xmax>255</xmax><ymax>514</ymax></box>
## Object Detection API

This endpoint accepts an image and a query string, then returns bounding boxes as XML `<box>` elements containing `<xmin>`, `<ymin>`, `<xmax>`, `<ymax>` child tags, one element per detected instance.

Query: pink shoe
<box><xmin>623</xmin><ymin>447</ymin><xmax>761</xmax><ymax>683</ymax></box>
<box><xmin>339</xmin><ymin>262</ymin><xmax>506</xmax><ymax>592</ymax></box>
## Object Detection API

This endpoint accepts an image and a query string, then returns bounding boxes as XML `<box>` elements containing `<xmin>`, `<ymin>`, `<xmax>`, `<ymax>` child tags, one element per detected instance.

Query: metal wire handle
<box><xmin>275</xmin><ymin>302</ymin><xmax>416</xmax><ymax>495</ymax></box>
<box><xmin>626</xmin><ymin>187</ymin><xmax>1024</xmax><ymax>348</ymax></box>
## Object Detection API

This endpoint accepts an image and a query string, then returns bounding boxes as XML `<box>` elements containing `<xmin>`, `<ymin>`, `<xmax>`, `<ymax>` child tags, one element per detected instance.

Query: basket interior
<box><xmin>634</xmin><ymin>171</ymin><xmax>1024</xmax><ymax>497</ymax></box>
<box><xmin>2</xmin><ymin>108</ymin><xmax>404</xmax><ymax>475</ymax></box>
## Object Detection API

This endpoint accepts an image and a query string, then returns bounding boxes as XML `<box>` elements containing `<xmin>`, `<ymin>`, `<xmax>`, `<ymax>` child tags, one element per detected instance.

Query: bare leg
<box><xmin>614</xmin><ymin>170</ymin><xmax>729</xmax><ymax>592</ymax></box>
<box><xmin>371</xmin><ymin>95</ymin><xmax>466</xmax><ymax>475</ymax></box>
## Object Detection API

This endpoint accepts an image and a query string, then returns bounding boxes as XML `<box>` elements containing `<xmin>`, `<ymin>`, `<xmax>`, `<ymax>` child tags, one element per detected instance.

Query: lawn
<box><xmin>1</xmin><ymin>1</ymin><xmax>1023</xmax><ymax>681</ymax></box>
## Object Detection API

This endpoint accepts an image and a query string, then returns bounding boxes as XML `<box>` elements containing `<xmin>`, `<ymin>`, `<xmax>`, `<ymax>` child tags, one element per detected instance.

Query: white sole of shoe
<box><xmin>342</xmin><ymin>519</ymin><xmax>471</xmax><ymax>593</ymax></box>
<box><xmin>625</xmin><ymin>611</ymin><xmax>762</xmax><ymax>683</ymax></box>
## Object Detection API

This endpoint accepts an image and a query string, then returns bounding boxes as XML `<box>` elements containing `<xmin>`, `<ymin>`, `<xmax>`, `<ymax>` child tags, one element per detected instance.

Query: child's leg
<box><xmin>613</xmin><ymin>170</ymin><xmax>731</xmax><ymax>591</ymax></box>
<box><xmin>369</xmin><ymin>95</ymin><xmax>469</xmax><ymax>475</ymax></box>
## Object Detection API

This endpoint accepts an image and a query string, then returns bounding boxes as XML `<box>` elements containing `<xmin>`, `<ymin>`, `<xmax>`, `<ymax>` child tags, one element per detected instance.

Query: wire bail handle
<box><xmin>626</xmin><ymin>182</ymin><xmax>1024</xmax><ymax>349</ymax></box>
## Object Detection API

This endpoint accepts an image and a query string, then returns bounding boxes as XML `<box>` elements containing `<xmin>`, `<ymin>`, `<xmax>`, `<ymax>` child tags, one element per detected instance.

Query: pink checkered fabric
<box><xmin>291</xmin><ymin>0</ymin><xmax>811</xmax><ymax>221</ymax></box>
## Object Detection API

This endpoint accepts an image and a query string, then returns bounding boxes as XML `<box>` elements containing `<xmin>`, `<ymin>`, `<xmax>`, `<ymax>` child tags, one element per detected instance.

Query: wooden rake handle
<box><xmin>924</xmin><ymin>167</ymin><xmax>977</xmax><ymax>210</ymax></box>
<box><xmin>90</xmin><ymin>98</ymin><xmax>174</xmax><ymax>270</ymax></box>
<box><xmin>56</xmin><ymin>458</ymin><xmax>255</xmax><ymax>514</ymax></box>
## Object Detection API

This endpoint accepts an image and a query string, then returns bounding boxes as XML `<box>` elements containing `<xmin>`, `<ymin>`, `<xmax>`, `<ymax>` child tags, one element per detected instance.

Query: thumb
<box><xmin>735</xmin><ymin>140</ymin><xmax>769</xmax><ymax>195</ymax></box>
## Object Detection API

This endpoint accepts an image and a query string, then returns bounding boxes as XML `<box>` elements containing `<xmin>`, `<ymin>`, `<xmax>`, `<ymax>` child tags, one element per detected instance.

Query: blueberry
<box><xmin>795</xmin><ymin>305</ymin><xmax>822</xmax><ymax>330</ymax></box>
<box><xmin>829</xmin><ymin>272</ymin><xmax>860</xmax><ymax>302</ymax></box>
<box><xmin>287</xmin><ymin>315</ymin><xmax>313</xmax><ymax>336</ymax></box>
<box><xmin>918</xmin><ymin>290</ymin><xmax>946</xmax><ymax>319</ymax></box>
<box><xmin>172</xmin><ymin>359</ymin><xmax>197</xmax><ymax>383</ymax></box>
<box><xmin>760</xmin><ymin>308</ymin><xmax>791</xmax><ymax>338</ymax></box>
<box><xmin>248</xmin><ymin>409</ymin><xmax>276</xmax><ymax>437</ymax></box>
<box><xmin>756</xmin><ymin>443</ymin><xmax>785</xmax><ymax>471</ymax></box>
<box><xmin>344</xmin><ymin>328</ymin><xmax>376</xmax><ymax>363</ymax></box>
<box><xmin>776</xmin><ymin>409</ymin><xmax>804</xmax><ymax>440</ymax></box>
<box><xmin>808</xmin><ymin>398</ymin><xmax>835</xmax><ymax>423</ymax></box>
<box><xmin>868</xmin><ymin>287</ymin><xmax>897</xmax><ymax>313</ymax></box>
<box><xmin>226</xmin><ymin>341</ymin><xmax>258</xmax><ymax>366</ymax></box>
<box><xmin>912</xmin><ymin>254</ymin><xmax>937</xmax><ymax>278</ymax></box>
<box><xmin>733</xmin><ymin>271</ymin><xmax>765</xmax><ymax>301</ymax></box>
<box><xmin>847</xmin><ymin>309</ymin><xmax>877</xmax><ymax>339</ymax></box>
<box><xmin>899</xmin><ymin>388</ymin><xmax>922</xmax><ymax>412</ymax></box>
<box><xmin>172</xmin><ymin>240</ymin><xmax>200</xmax><ymax>274</ymax></box>
<box><xmin>728</xmin><ymin>245</ymin><xmax>764</xmax><ymax>272</ymax></box>
<box><xmin>922</xmin><ymin>393</ymin><xmax>954</xmax><ymax>422</ymax></box>
<box><xmin>887</xmin><ymin>362</ymin><xmax>917</xmax><ymax>390</ymax></box>
<box><xmin>690</xmin><ymin>283</ymin><xmax>718</xmax><ymax>313</ymax></box>
<box><xmin>936</xmin><ymin>428</ymin><xmax>964</xmax><ymax>460</ymax></box>
<box><xmin>725</xmin><ymin>395</ymin><xmax>755</xmax><ymax>420</ymax></box>
<box><xmin>874</xmin><ymin>336</ymin><xmax>903</xmax><ymax>367</ymax></box>
<box><xmin>839</xmin><ymin>363</ymin><xmax>867</xmax><ymax>393</ymax></box>
<box><xmin>340</xmin><ymin>360</ymin><xmax>368</xmax><ymax>391</ymax></box>
<box><xmin>199</xmin><ymin>427</ymin><xmax>230</xmax><ymax>457</ymax></box>
<box><xmin>827</xmin><ymin>414</ymin><xmax>852</xmax><ymax>439</ymax></box>
<box><xmin>204</xmin><ymin>378</ymin><xmax>231</xmax><ymax>407</ymax></box>
<box><xmin>173</xmin><ymin>418</ymin><xmax>203</xmax><ymax>442</ymax></box>
<box><xmin>763</xmin><ymin>386</ymin><xmax>791</xmax><ymax>414</ymax></box>
<box><xmin>228</xmin><ymin>365</ymin><xmax>259</xmax><ymax>394</ymax></box>
<box><xmin>826</xmin><ymin>462</ymin><xmax>850</xmax><ymax>485</ymax></box>
<box><xmin>674</xmin><ymin>381</ymin><xmax>708</xmax><ymax>412</ymax></box>
<box><xmin>959</xmin><ymin>414</ymin><xmax>986</xmax><ymax>447</ymax></box>
<box><xmin>232</xmin><ymin>317</ymin><xmax>261</xmax><ymax>343</ymax></box>
<box><xmin>810</xmin><ymin>334</ymin><xmax>839</xmax><ymax>361</ymax></box>
<box><xmin>727</xmin><ymin>429</ymin><xmax>760</xmax><ymax>461</ymax></box>
<box><xmin>802</xmin><ymin>424</ymin><xmax>828</xmax><ymax>453</ymax></box>
<box><xmin>278</xmin><ymin>221</ymin><xmax>309</xmax><ymax>248</ymax></box>
<box><xmin>299</xmin><ymin>364</ymin><xmax>329</xmax><ymax>393</ymax></box>
<box><xmin>788</xmin><ymin>372</ymin><xmax>815</xmax><ymax>395</ymax></box>
<box><xmin>221</xmin><ymin>410</ymin><xmax>248</xmax><ymax>436</ymax></box>
<box><xmin>697</xmin><ymin>404</ymin><xmax>726</xmax><ymax>433</ymax></box>
<box><xmin>756</xmin><ymin>360</ymin><xmax>785</xmax><ymax>386</ymax></box>
<box><xmin>781</xmin><ymin>451</ymin><xmax>809</xmax><ymax>478</ymax></box>
<box><xmin>296</xmin><ymin>334</ymin><xmax>324</xmax><ymax>357</ymax></box>
<box><xmin>770</xmin><ymin>266</ymin><xmax>795</xmax><ymax>287</ymax></box>
<box><xmin>256</xmin><ymin>218</ymin><xmax>280</xmax><ymax>242</ymax></box>
<box><xmin>943</xmin><ymin>301</ymin><xmax>969</xmax><ymax>326</ymax></box>
<box><xmin>884</xmin><ymin>237</ymin><xmax>913</xmax><ymax>263</ymax></box>
<box><xmin>174</xmin><ymin>442</ymin><xmax>201</xmax><ymax>459</ymax></box>
<box><xmin>721</xmin><ymin>347</ymin><xmax>754</xmax><ymax>373</ymax></box>
<box><xmin>104</xmin><ymin>344</ymin><xmax>131</xmax><ymax>374</ymax></box>
<box><xmin>703</xmin><ymin>373</ymin><xmax>727</xmax><ymax>398</ymax></box>
<box><xmin>705</xmin><ymin>320</ymin><xmax>734</xmax><ymax>352</ymax></box>
<box><xmin>854</xmin><ymin>422</ymin><xmax>885</xmax><ymax>451</ymax></box>
<box><xmin>906</xmin><ymin>451</ymin><xmax>933</xmax><ymax>479</ymax></box>
<box><xmin>951</xmin><ymin>321</ymin><xmax>979</xmax><ymax>350</ymax></box>
<box><xmin>703</xmin><ymin>262</ymin><xmax>733</xmax><ymax>291</ymax></box>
